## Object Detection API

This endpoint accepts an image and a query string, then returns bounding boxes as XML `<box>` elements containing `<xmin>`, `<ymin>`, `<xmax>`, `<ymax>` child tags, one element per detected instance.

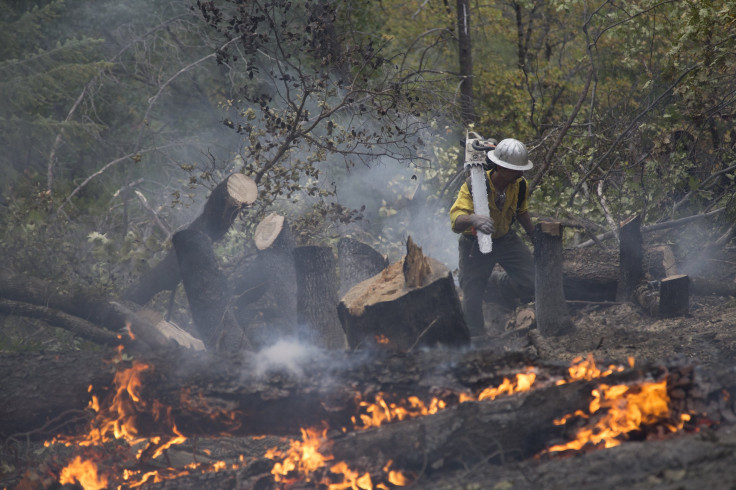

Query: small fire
<box><xmin>59</xmin><ymin>455</ymin><xmax>108</xmax><ymax>490</ymax></box>
<box><xmin>547</xmin><ymin>377</ymin><xmax>691</xmax><ymax>453</ymax></box>
<box><xmin>557</xmin><ymin>353</ymin><xmax>624</xmax><ymax>384</ymax></box>
<box><xmin>266</xmin><ymin>426</ymin><xmax>406</xmax><ymax>489</ymax></box>
<box><xmin>352</xmin><ymin>393</ymin><xmax>446</xmax><ymax>429</ymax></box>
<box><xmin>375</xmin><ymin>334</ymin><xmax>390</xmax><ymax>344</ymax></box>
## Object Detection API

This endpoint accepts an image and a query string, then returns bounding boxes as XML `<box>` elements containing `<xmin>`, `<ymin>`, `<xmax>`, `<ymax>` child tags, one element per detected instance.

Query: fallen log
<box><xmin>337</xmin><ymin>238</ymin><xmax>469</xmax><ymax>351</ymax></box>
<box><xmin>0</xmin><ymin>345</ymin><xmax>549</xmax><ymax>440</ymax></box>
<box><xmin>0</xmin><ymin>271</ymin><xmax>199</xmax><ymax>350</ymax></box>
<box><xmin>123</xmin><ymin>173</ymin><xmax>257</xmax><ymax>305</ymax></box>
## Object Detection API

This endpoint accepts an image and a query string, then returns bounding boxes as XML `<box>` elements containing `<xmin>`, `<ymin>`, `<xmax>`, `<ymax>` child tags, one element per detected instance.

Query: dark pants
<box><xmin>458</xmin><ymin>232</ymin><xmax>534</xmax><ymax>335</ymax></box>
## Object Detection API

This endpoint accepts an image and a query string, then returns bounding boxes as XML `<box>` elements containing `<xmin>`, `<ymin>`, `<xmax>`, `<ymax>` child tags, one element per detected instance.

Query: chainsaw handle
<box><xmin>471</xmin><ymin>140</ymin><xmax>496</xmax><ymax>152</ymax></box>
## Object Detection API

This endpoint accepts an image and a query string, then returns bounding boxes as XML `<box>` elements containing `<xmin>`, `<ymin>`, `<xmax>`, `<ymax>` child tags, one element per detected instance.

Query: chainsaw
<box><xmin>464</xmin><ymin>131</ymin><xmax>497</xmax><ymax>254</ymax></box>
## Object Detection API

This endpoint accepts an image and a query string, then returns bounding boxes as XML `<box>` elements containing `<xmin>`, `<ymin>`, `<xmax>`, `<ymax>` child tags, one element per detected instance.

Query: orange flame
<box><xmin>558</xmin><ymin>353</ymin><xmax>624</xmax><ymax>384</ymax></box>
<box><xmin>266</xmin><ymin>427</ymin><xmax>409</xmax><ymax>488</ymax></box>
<box><xmin>59</xmin><ymin>456</ymin><xmax>108</xmax><ymax>490</ymax></box>
<box><xmin>547</xmin><ymin>379</ymin><xmax>691</xmax><ymax>453</ymax></box>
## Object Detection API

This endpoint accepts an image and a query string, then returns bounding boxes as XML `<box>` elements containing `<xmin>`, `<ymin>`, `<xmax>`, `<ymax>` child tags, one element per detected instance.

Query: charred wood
<box><xmin>617</xmin><ymin>215</ymin><xmax>644</xmax><ymax>302</ymax></box>
<box><xmin>172</xmin><ymin>230</ymin><xmax>245</xmax><ymax>352</ymax></box>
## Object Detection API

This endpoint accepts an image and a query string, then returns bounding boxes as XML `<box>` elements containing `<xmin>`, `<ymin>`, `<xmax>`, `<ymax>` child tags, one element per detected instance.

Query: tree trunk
<box><xmin>534</xmin><ymin>222</ymin><xmax>574</xmax><ymax>336</ymax></box>
<box><xmin>123</xmin><ymin>173</ymin><xmax>257</xmax><ymax>305</ymax></box>
<box><xmin>172</xmin><ymin>229</ymin><xmax>245</xmax><ymax>352</ymax></box>
<box><xmin>337</xmin><ymin>239</ymin><xmax>469</xmax><ymax>351</ymax></box>
<box><xmin>456</xmin><ymin>0</ymin><xmax>476</xmax><ymax>126</ymax></box>
<box><xmin>232</xmin><ymin>213</ymin><xmax>298</xmax><ymax>345</ymax></box>
<box><xmin>337</xmin><ymin>237</ymin><xmax>388</xmax><ymax>298</ymax></box>
<box><xmin>617</xmin><ymin>215</ymin><xmax>644</xmax><ymax>302</ymax></box>
<box><xmin>294</xmin><ymin>245</ymin><xmax>346</xmax><ymax>349</ymax></box>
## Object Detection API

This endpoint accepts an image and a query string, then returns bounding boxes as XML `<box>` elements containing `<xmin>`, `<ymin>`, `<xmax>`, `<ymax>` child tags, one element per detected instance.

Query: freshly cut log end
<box><xmin>129</xmin><ymin>309</ymin><xmax>205</xmax><ymax>351</ymax></box>
<box><xmin>226</xmin><ymin>173</ymin><xmax>258</xmax><ymax>206</ymax></box>
<box><xmin>254</xmin><ymin>213</ymin><xmax>286</xmax><ymax>250</ymax></box>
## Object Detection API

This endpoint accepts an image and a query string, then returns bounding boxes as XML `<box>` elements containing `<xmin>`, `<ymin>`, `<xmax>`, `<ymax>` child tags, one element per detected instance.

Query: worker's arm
<box><xmin>517</xmin><ymin>211</ymin><xmax>535</xmax><ymax>242</ymax></box>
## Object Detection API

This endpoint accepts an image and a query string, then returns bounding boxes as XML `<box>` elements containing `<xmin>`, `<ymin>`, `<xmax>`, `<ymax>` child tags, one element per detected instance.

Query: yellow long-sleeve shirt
<box><xmin>450</xmin><ymin>169</ymin><xmax>529</xmax><ymax>239</ymax></box>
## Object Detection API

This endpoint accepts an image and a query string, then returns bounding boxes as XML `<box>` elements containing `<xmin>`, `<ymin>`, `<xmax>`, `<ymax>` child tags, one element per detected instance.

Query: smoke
<box><xmin>247</xmin><ymin>338</ymin><xmax>327</xmax><ymax>378</ymax></box>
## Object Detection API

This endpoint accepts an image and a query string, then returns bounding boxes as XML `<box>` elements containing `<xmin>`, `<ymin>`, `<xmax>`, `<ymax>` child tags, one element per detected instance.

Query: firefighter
<box><xmin>450</xmin><ymin>138</ymin><xmax>536</xmax><ymax>336</ymax></box>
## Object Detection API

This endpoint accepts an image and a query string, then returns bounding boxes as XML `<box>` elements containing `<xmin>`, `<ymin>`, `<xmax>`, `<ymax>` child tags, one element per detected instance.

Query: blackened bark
<box><xmin>172</xmin><ymin>230</ymin><xmax>244</xmax><ymax>352</ymax></box>
<box><xmin>659</xmin><ymin>274</ymin><xmax>689</xmax><ymax>317</ymax></box>
<box><xmin>534</xmin><ymin>222</ymin><xmax>574</xmax><ymax>336</ymax></box>
<box><xmin>294</xmin><ymin>246</ymin><xmax>346</xmax><ymax>349</ymax></box>
<box><xmin>617</xmin><ymin>215</ymin><xmax>644</xmax><ymax>302</ymax></box>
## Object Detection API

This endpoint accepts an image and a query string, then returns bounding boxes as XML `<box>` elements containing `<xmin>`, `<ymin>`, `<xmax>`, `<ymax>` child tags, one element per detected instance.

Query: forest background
<box><xmin>1</xmin><ymin>0</ymin><xmax>735</xmax><ymax>351</ymax></box>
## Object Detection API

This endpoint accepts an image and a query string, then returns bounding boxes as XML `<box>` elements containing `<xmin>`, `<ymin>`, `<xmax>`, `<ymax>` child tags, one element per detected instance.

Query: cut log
<box><xmin>534</xmin><ymin>222</ymin><xmax>574</xmax><ymax>336</ymax></box>
<box><xmin>232</xmin><ymin>213</ymin><xmax>298</xmax><ymax>344</ymax></box>
<box><xmin>337</xmin><ymin>237</ymin><xmax>388</xmax><ymax>297</ymax></box>
<box><xmin>123</xmin><ymin>173</ymin><xmax>257</xmax><ymax>305</ymax></box>
<box><xmin>337</xmin><ymin>238</ymin><xmax>469</xmax><ymax>351</ymax></box>
<box><xmin>294</xmin><ymin>245</ymin><xmax>346</xmax><ymax>349</ymax></box>
<box><xmin>617</xmin><ymin>215</ymin><xmax>644</xmax><ymax>302</ymax></box>
<box><xmin>172</xmin><ymin>229</ymin><xmax>246</xmax><ymax>352</ymax></box>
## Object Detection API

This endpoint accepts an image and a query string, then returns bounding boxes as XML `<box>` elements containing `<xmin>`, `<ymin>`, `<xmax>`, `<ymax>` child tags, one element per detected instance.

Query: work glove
<box><xmin>469</xmin><ymin>214</ymin><xmax>494</xmax><ymax>235</ymax></box>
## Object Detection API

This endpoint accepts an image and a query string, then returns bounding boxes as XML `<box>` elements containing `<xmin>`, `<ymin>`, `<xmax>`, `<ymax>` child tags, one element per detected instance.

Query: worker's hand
<box><xmin>469</xmin><ymin>214</ymin><xmax>494</xmax><ymax>235</ymax></box>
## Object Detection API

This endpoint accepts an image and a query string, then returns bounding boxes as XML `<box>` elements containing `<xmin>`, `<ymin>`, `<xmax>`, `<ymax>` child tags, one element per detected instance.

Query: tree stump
<box><xmin>172</xmin><ymin>229</ymin><xmax>245</xmax><ymax>352</ymax></box>
<box><xmin>534</xmin><ymin>222</ymin><xmax>574</xmax><ymax>336</ymax></box>
<box><xmin>337</xmin><ymin>237</ymin><xmax>469</xmax><ymax>351</ymax></box>
<box><xmin>232</xmin><ymin>213</ymin><xmax>298</xmax><ymax>345</ymax></box>
<box><xmin>124</xmin><ymin>173</ymin><xmax>257</xmax><ymax>305</ymax></box>
<box><xmin>659</xmin><ymin>274</ymin><xmax>689</xmax><ymax>317</ymax></box>
<box><xmin>617</xmin><ymin>214</ymin><xmax>644</xmax><ymax>302</ymax></box>
<box><xmin>294</xmin><ymin>245</ymin><xmax>347</xmax><ymax>349</ymax></box>
<box><xmin>337</xmin><ymin>237</ymin><xmax>388</xmax><ymax>298</ymax></box>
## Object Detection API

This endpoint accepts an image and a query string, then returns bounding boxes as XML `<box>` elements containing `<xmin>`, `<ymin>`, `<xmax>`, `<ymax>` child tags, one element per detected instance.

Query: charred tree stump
<box><xmin>337</xmin><ymin>237</ymin><xmax>388</xmax><ymax>297</ymax></box>
<box><xmin>534</xmin><ymin>222</ymin><xmax>574</xmax><ymax>336</ymax></box>
<box><xmin>123</xmin><ymin>173</ymin><xmax>257</xmax><ymax>305</ymax></box>
<box><xmin>660</xmin><ymin>274</ymin><xmax>690</xmax><ymax>317</ymax></box>
<box><xmin>294</xmin><ymin>245</ymin><xmax>346</xmax><ymax>349</ymax></box>
<box><xmin>337</xmin><ymin>237</ymin><xmax>469</xmax><ymax>351</ymax></box>
<box><xmin>232</xmin><ymin>213</ymin><xmax>298</xmax><ymax>344</ymax></box>
<box><xmin>617</xmin><ymin>215</ymin><xmax>644</xmax><ymax>302</ymax></box>
<box><xmin>172</xmin><ymin>230</ymin><xmax>245</xmax><ymax>352</ymax></box>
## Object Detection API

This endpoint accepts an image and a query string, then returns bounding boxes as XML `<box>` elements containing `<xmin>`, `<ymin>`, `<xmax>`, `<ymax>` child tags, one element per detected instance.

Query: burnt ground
<box><xmin>435</xmin><ymin>236</ymin><xmax>736</xmax><ymax>490</ymax></box>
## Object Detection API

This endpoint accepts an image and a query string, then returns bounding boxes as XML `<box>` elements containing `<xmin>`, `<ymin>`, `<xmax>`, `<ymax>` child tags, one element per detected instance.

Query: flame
<box><xmin>375</xmin><ymin>334</ymin><xmax>390</xmax><ymax>344</ymax></box>
<box><xmin>59</xmin><ymin>456</ymin><xmax>108</xmax><ymax>490</ymax></box>
<box><xmin>547</xmin><ymin>379</ymin><xmax>691</xmax><ymax>453</ymax></box>
<box><xmin>477</xmin><ymin>368</ymin><xmax>537</xmax><ymax>401</ymax></box>
<box><xmin>266</xmin><ymin>427</ymin><xmax>409</xmax><ymax>488</ymax></box>
<box><xmin>558</xmin><ymin>353</ymin><xmax>624</xmax><ymax>384</ymax></box>
<box><xmin>352</xmin><ymin>393</ymin><xmax>446</xmax><ymax>429</ymax></box>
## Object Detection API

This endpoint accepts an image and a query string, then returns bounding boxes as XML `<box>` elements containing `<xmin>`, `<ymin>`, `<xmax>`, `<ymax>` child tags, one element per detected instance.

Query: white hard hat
<box><xmin>487</xmin><ymin>138</ymin><xmax>533</xmax><ymax>171</ymax></box>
